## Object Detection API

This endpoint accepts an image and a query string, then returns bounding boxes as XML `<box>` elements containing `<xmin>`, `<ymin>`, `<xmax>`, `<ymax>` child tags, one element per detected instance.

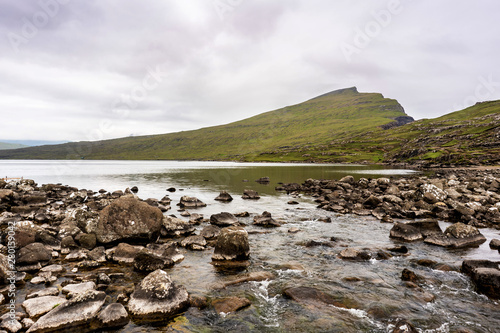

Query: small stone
<box><xmin>212</xmin><ymin>296</ymin><xmax>251</xmax><ymax>314</ymax></box>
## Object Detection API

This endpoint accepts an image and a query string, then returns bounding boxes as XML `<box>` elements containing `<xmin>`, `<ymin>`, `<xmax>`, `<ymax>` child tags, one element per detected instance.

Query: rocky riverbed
<box><xmin>0</xmin><ymin>170</ymin><xmax>499</xmax><ymax>332</ymax></box>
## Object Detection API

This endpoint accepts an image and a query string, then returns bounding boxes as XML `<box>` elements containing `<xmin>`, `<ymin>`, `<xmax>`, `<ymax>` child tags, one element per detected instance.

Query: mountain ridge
<box><xmin>0</xmin><ymin>87</ymin><xmax>498</xmax><ymax>166</ymax></box>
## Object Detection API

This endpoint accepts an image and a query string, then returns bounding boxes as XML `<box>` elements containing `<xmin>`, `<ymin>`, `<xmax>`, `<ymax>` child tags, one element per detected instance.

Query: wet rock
<box><xmin>133</xmin><ymin>248</ymin><xmax>174</xmax><ymax>272</ymax></box>
<box><xmin>107</xmin><ymin>243</ymin><xmax>143</xmax><ymax>264</ymax></box>
<box><xmin>26</xmin><ymin>288</ymin><xmax>60</xmax><ymax>299</ymax></box>
<box><xmin>222</xmin><ymin>271</ymin><xmax>275</xmax><ymax>288</ymax></box>
<box><xmin>60</xmin><ymin>236</ymin><xmax>78</xmax><ymax>249</ymax></box>
<box><xmin>93</xmin><ymin>303</ymin><xmax>129</xmax><ymax>330</ymax></box>
<box><xmin>391</xmin><ymin>319</ymin><xmax>418</xmax><ymax>333</ymax></box>
<box><xmin>389</xmin><ymin>223</ymin><xmax>423</xmax><ymax>242</ymax></box>
<box><xmin>88</xmin><ymin>247</ymin><xmax>106</xmax><ymax>263</ymax></box>
<box><xmin>214</xmin><ymin>191</ymin><xmax>233</xmax><ymax>202</ymax></box>
<box><xmin>212</xmin><ymin>296</ymin><xmax>251</xmax><ymax>314</ymax></box>
<box><xmin>212</xmin><ymin>226</ymin><xmax>250</xmax><ymax>261</ymax></box>
<box><xmin>489</xmin><ymin>238</ymin><xmax>500</xmax><ymax>250</ymax></box>
<box><xmin>22</xmin><ymin>296</ymin><xmax>67</xmax><ymax>318</ymax></box>
<box><xmin>363</xmin><ymin>195</ymin><xmax>382</xmax><ymax>208</ymax></box>
<box><xmin>17</xmin><ymin>242</ymin><xmax>52</xmax><ymax>267</ymax></box>
<box><xmin>339</xmin><ymin>248</ymin><xmax>372</xmax><ymax>261</ymax></box>
<box><xmin>283</xmin><ymin>286</ymin><xmax>358</xmax><ymax>309</ymax></box>
<box><xmin>339</xmin><ymin>175</ymin><xmax>355</xmax><ymax>185</ymax></box>
<box><xmin>241</xmin><ymin>190</ymin><xmax>260</xmax><ymax>200</ymax></box>
<box><xmin>62</xmin><ymin>282</ymin><xmax>96</xmax><ymax>298</ymax></box>
<box><xmin>26</xmin><ymin>290</ymin><xmax>106</xmax><ymax>333</ymax></box>
<box><xmin>76</xmin><ymin>233</ymin><xmax>96</xmax><ymax>250</ymax></box>
<box><xmin>424</xmin><ymin>223</ymin><xmax>486</xmax><ymax>248</ymax></box>
<box><xmin>96</xmin><ymin>196</ymin><xmax>163</xmax><ymax>244</ymax></box>
<box><xmin>210</xmin><ymin>212</ymin><xmax>238</xmax><ymax>227</ymax></box>
<box><xmin>180</xmin><ymin>235</ymin><xmax>207</xmax><ymax>251</ymax></box>
<box><xmin>65</xmin><ymin>249</ymin><xmax>90</xmax><ymax>262</ymax></box>
<box><xmin>188</xmin><ymin>213</ymin><xmax>203</xmax><ymax>224</ymax></box>
<box><xmin>127</xmin><ymin>270</ymin><xmax>189</xmax><ymax>322</ymax></box>
<box><xmin>401</xmin><ymin>268</ymin><xmax>421</xmax><ymax>283</ymax></box>
<box><xmin>179</xmin><ymin>196</ymin><xmax>206</xmax><ymax>208</ymax></box>
<box><xmin>461</xmin><ymin>260</ymin><xmax>500</xmax><ymax>299</ymax></box>
<box><xmin>1</xmin><ymin>319</ymin><xmax>22</xmax><ymax>333</ymax></box>
<box><xmin>161</xmin><ymin>216</ymin><xmax>196</xmax><ymax>237</ymax></box>
<box><xmin>405</xmin><ymin>219</ymin><xmax>443</xmax><ymax>238</ymax></box>
<box><xmin>200</xmin><ymin>225</ymin><xmax>221</xmax><ymax>240</ymax></box>
<box><xmin>255</xmin><ymin>176</ymin><xmax>270</xmax><ymax>184</ymax></box>
<box><xmin>387</xmin><ymin>245</ymin><xmax>408</xmax><ymax>254</ymax></box>
<box><xmin>253</xmin><ymin>211</ymin><xmax>280</xmax><ymax>227</ymax></box>
<box><xmin>166</xmin><ymin>187</ymin><xmax>176</xmax><ymax>192</ymax></box>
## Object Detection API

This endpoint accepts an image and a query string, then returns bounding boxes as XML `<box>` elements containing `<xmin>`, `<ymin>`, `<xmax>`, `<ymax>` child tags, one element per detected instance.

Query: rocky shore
<box><xmin>0</xmin><ymin>169</ymin><xmax>499</xmax><ymax>332</ymax></box>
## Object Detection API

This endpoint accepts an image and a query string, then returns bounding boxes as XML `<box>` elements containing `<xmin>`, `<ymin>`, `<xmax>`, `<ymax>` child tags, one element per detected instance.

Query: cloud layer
<box><xmin>1</xmin><ymin>0</ymin><xmax>499</xmax><ymax>141</ymax></box>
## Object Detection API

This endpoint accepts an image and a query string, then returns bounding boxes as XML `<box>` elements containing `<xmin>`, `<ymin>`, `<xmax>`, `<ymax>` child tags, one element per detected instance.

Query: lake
<box><xmin>1</xmin><ymin>160</ymin><xmax>499</xmax><ymax>332</ymax></box>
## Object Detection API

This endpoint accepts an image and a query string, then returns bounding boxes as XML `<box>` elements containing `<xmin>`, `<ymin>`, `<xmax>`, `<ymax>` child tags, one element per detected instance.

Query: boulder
<box><xmin>179</xmin><ymin>196</ymin><xmax>206</xmax><ymax>208</ymax></box>
<box><xmin>107</xmin><ymin>243</ymin><xmax>143</xmax><ymax>264</ymax></box>
<box><xmin>26</xmin><ymin>290</ymin><xmax>106</xmax><ymax>333</ymax></box>
<box><xmin>253</xmin><ymin>211</ymin><xmax>280</xmax><ymax>228</ymax></box>
<box><xmin>389</xmin><ymin>223</ymin><xmax>423</xmax><ymax>242</ymax></box>
<box><xmin>255</xmin><ymin>177</ymin><xmax>270</xmax><ymax>184</ymax></box>
<box><xmin>180</xmin><ymin>235</ymin><xmax>207</xmax><ymax>250</ymax></box>
<box><xmin>127</xmin><ymin>270</ymin><xmax>189</xmax><ymax>322</ymax></box>
<box><xmin>17</xmin><ymin>243</ymin><xmax>52</xmax><ymax>267</ymax></box>
<box><xmin>461</xmin><ymin>260</ymin><xmax>500</xmax><ymax>299</ymax></box>
<box><xmin>489</xmin><ymin>239</ymin><xmax>500</xmax><ymax>250</ymax></box>
<box><xmin>210</xmin><ymin>212</ymin><xmax>238</xmax><ymax>227</ymax></box>
<box><xmin>22</xmin><ymin>296</ymin><xmax>67</xmax><ymax>318</ymax></box>
<box><xmin>424</xmin><ymin>223</ymin><xmax>486</xmax><ymax>248</ymax></box>
<box><xmin>200</xmin><ymin>225</ymin><xmax>221</xmax><ymax>240</ymax></box>
<box><xmin>96</xmin><ymin>196</ymin><xmax>163</xmax><ymax>244</ymax></box>
<box><xmin>133</xmin><ymin>249</ymin><xmax>174</xmax><ymax>272</ymax></box>
<box><xmin>339</xmin><ymin>248</ymin><xmax>371</xmax><ymax>261</ymax></box>
<box><xmin>339</xmin><ymin>175</ymin><xmax>355</xmax><ymax>185</ymax></box>
<box><xmin>161</xmin><ymin>216</ymin><xmax>196</xmax><ymax>237</ymax></box>
<box><xmin>212</xmin><ymin>227</ymin><xmax>250</xmax><ymax>262</ymax></box>
<box><xmin>62</xmin><ymin>282</ymin><xmax>97</xmax><ymax>298</ymax></box>
<box><xmin>212</xmin><ymin>297</ymin><xmax>251</xmax><ymax>314</ymax></box>
<box><xmin>363</xmin><ymin>195</ymin><xmax>381</xmax><ymax>208</ymax></box>
<box><xmin>93</xmin><ymin>303</ymin><xmax>129</xmax><ymax>330</ymax></box>
<box><xmin>214</xmin><ymin>191</ymin><xmax>233</xmax><ymax>202</ymax></box>
<box><xmin>241</xmin><ymin>190</ymin><xmax>260</xmax><ymax>200</ymax></box>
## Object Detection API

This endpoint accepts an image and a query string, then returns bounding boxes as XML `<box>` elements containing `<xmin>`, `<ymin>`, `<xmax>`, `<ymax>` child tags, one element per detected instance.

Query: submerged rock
<box><xmin>212</xmin><ymin>296</ymin><xmax>251</xmax><ymax>314</ymax></box>
<box><xmin>127</xmin><ymin>270</ymin><xmax>189</xmax><ymax>322</ymax></box>
<box><xmin>242</xmin><ymin>190</ymin><xmax>260</xmax><ymax>200</ymax></box>
<box><xmin>96</xmin><ymin>196</ymin><xmax>163</xmax><ymax>244</ymax></box>
<box><xmin>210</xmin><ymin>212</ymin><xmax>238</xmax><ymax>227</ymax></box>
<box><xmin>253</xmin><ymin>211</ymin><xmax>280</xmax><ymax>228</ymax></box>
<box><xmin>214</xmin><ymin>191</ymin><xmax>233</xmax><ymax>202</ymax></box>
<box><xmin>179</xmin><ymin>196</ymin><xmax>206</xmax><ymax>208</ymax></box>
<box><xmin>283</xmin><ymin>286</ymin><xmax>359</xmax><ymax>309</ymax></box>
<box><xmin>461</xmin><ymin>260</ymin><xmax>500</xmax><ymax>299</ymax></box>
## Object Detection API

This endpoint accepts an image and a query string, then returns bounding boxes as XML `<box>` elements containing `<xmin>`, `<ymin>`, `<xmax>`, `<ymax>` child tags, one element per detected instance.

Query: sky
<box><xmin>1</xmin><ymin>0</ymin><xmax>500</xmax><ymax>142</ymax></box>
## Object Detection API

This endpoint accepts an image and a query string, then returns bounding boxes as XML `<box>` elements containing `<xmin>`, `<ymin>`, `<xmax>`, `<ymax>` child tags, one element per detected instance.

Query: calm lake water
<box><xmin>1</xmin><ymin>160</ymin><xmax>499</xmax><ymax>333</ymax></box>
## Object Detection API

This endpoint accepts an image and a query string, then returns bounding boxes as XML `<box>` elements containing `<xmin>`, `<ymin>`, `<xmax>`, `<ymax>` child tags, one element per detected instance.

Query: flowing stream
<box><xmin>1</xmin><ymin>160</ymin><xmax>499</xmax><ymax>332</ymax></box>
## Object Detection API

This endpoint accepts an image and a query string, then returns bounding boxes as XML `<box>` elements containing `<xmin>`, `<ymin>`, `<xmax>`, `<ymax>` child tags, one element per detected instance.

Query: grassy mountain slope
<box><xmin>269</xmin><ymin>100</ymin><xmax>500</xmax><ymax>166</ymax></box>
<box><xmin>0</xmin><ymin>87</ymin><xmax>411</xmax><ymax>161</ymax></box>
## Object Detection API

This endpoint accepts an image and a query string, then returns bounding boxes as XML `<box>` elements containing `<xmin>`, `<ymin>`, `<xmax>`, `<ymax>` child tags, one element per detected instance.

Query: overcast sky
<box><xmin>1</xmin><ymin>0</ymin><xmax>499</xmax><ymax>142</ymax></box>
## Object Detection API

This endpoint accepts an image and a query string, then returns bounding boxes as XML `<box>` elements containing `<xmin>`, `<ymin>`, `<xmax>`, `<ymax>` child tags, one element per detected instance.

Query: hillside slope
<box><xmin>269</xmin><ymin>100</ymin><xmax>500</xmax><ymax>166</ymax></box>
<box><xmin>0</xmin><ymin>142</ymin><xmax>27</xmax><ymax>150</ymax></box>
<box><xmin>0</xmin><ymin>87</ymin><xmax>412</xmax><ymax>161</ymax></box>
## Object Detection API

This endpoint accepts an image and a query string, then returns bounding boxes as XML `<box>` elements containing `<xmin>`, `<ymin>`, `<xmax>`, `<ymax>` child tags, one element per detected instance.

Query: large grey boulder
<box><xmin>462</xmin><ymin>260</ymin><xmax>500</xmax><ymax>299</ymax></box>
<box><xmin>212</xmin><ymin>226</ymin><xmax>250</xmax><ymax>262</ymax></box>
<box><xmin>210</xmin><ymin>212</ymin><xmax>238</xmax><ymax>227</ymax></box>
<box><xmin>127</xmin><ymin>270</ymin><xmax>189</xmax><ymax>322</ymax></box>
<box><xmin>26</xmin><ymin>290</ymin><xmax>106</xmax><ymax>333</ymax></box>
<box><xmin>96</xmin><ymin>196</ymin><xmax>163</xmax><ymax>244</ymax></box>
<box><xmin>424</xmin><ymin>223</ymin><xmax>486</xmax><ymax>248</ymax></box>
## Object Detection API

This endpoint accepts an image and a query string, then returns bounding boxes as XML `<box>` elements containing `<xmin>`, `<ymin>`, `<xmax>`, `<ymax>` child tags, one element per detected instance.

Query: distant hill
<box><xmin>1</xmin><ymin>87</ymin><xmax>498</xmax><ymax>166</ymax></box>
<box><xmin>0</xmin><ymin>142</ymin><xmax>28</xmax><ymax>150</ymax></box>
<box><xmin>0</xmin><ymin>87</ymin><xmax>413</xmax><ymax>161</ymax></box>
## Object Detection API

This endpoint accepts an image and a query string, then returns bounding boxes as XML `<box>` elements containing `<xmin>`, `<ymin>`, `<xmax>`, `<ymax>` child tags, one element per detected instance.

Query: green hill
<box><xmin>0</xmin><ymin>87</ymin><xmax>413</xmax><ymax>161</ymax></box>
<box><xmin>1</xmin><ymin>87</ymin><xmax>498</xmax><ymax>166</ymax></box>
<box><xmin>0</xmin><ymin>142</ymin><xmax>28</xmax><ymax>150</ymax></box>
